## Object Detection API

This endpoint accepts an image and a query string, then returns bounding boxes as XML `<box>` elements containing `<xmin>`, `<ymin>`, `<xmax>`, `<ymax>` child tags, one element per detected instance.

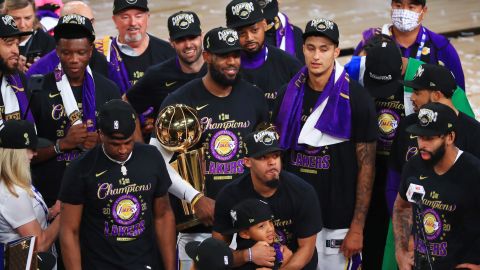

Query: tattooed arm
<box><xmin>340</xmin><ymin>142</ymin><xmax>376</xmax><ymax>258</ymax></box>
<box><xmin>393</xmin><ymin>194</ymin><xmax>414</xmax><ymax>270</ymax></box>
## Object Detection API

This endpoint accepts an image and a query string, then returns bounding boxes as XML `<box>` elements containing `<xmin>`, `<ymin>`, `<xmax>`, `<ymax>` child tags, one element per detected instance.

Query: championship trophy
<box><xmin>155</xmin><ymin>104</ymin><xmax>205</xmax><ymax>231</ymax></box>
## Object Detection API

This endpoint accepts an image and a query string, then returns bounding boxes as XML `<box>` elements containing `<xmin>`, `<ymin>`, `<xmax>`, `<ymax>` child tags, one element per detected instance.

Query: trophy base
<box><xmin>176</xmin><ymin>217</ymin><xmax>202</xmax><ymax>231</ymax></box>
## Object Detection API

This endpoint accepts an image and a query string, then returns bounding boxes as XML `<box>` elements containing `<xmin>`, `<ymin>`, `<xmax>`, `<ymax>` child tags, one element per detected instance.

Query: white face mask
<box><xmin>391</xmin><ymin>9</ymin><xmax>422</xmax><ymax>32</ymax></box>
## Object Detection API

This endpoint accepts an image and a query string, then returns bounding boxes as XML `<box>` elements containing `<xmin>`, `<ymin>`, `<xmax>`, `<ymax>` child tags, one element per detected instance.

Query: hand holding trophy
<box><xmin>155</xmin><ymin>104</ymin><xmax>206</xmax><ymax>230</ymax></box>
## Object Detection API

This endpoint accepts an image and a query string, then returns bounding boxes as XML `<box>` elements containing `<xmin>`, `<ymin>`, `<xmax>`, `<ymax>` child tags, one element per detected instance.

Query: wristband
<box><xmin>248</xmin><ymin>248</ymin><xmax>253</xmax><ymax>262</ymax></box>
<box><xmin>190</xmin><ymin>193</ymin><xmax>204</xmax><ymax>208</ymax></box>
<box><xmin>54</xmin><ymin>139</ymin><xmax>63</xmax><ymax>154</ymax></box>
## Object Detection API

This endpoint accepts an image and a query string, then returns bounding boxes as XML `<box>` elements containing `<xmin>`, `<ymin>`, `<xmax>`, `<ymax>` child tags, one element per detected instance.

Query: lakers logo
<box><xmin>378</xmin><ymin>109</ymin><xmax>399</xmax><ymax>139</ymax></box>
<box><xmin>112</xmin><ymin>194</ymin><xmax>141</xmax><ymax>226</ymax></box>
<box><xmin>422</xmin><ymin>209</ymin><xmax>442</xmax><ymax>241</ymax></box>
<box><xmin>210</xmin><ymin>130</ymin><xmax>238</xmax><ymax>161</ymax></box>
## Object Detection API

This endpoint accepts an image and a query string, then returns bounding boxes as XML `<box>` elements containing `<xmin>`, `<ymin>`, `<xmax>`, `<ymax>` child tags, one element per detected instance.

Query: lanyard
<box><xmin>415</xmin><ymin>27</ymin><xmax>427</xmax><ymax>60</ymax></box>
<box><xmin>31</xmin><ymin>186</ymin><xmax>49</xmax><ymax>223</ymax></box>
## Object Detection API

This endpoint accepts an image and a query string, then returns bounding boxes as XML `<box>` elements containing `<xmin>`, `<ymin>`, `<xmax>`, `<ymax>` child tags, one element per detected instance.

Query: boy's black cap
<box><xmin>113</xmin><ymin>0</ymin><xmax>149</xmax><ymax>14</ymax></box>
<box><xmin>203</xmin><ymin>27</ymin><xmax>241</xmax><ymax>54</ymax></box>
<box><xmin>98</xmin><ymin>100</ymin><xmax>136</xmax><ymax>140</ymax></box>
<box><xmin>244</xmin><ymin>129</ymin><xmax>283</xmax><ymax>158</ymax></box>
<box><xmin>303</xmin><ymin>18</ymin><xmax>339</xmax><ymax>45</ymax></box>
<box><xmin>364</xmin><ymin>41</ymin><xmax>403</xmax><ymax>98</ymax></box>
<box><xmin>226</xmin><ymin>0</ymin><xmax>264</xmax><ymax>29</ymax></box>
<box><xmin>185</xmin><ymin>238</ymin><xmax>233</xmax><ymax>270</ymax></box>
<box><xmin>0</xmin><ymin>120</ymin><xmax>51</xmax><ymax>149</ymax></box>
<box><xmin>168</xmin><ymin>11</ymin><xmax>201</xmax><ymax>40</ymax></box>
<box><xmin>406</xmin><ymin>102</ymin><xmax>456</xmax><ymax>137</ymax></box>
<box><xmin>257</xmin><ymin>0</ymin><xmax>278</xmax><ymax>22</ymax></box>
<box><xmin>54</xmin><ymin>14</ymin><xmax>95</xmax><ymax>42</ymax></box>
<box><xmin>0</xmin><ymin>14</ymin><xmax>33</xmax><ymax>38</ymax></box>
<box><xmin>227</xmin><ymin>199</ymin><xmax>274</xmax><ymax>233</ymax></box>
<box><xmin>400</xmin><ymin>64</ymin><xmax>457</xmax><ymax>97</ymax></box>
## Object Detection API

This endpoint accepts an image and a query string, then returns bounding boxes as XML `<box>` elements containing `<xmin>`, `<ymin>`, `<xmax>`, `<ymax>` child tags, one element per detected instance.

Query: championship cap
<box><xmin>257</xmin><ymin>0</ymin><xmax>278</xmax><ymax>22</ymax></box>
<box><xmin>98</xmin><ymin>100</ymin><xmax>136</xmax><ymax>140</ymax></box>
<box><xmin>227</xmin><ymin>199</ymin><xmax>274</xmax><ymax>233</ymax></box>
<box><xmin>185</xmin><ymin>238</ymin><xmax>233</xmax><ymax>270</ymax></box>
<box><xmin>303</xmin><ymin>18</ymin><xmax>339</xmax><ymax>45</ymax></box>
<box><xmin>364</xmin><ymin>40</ymin><xmax>403</xmax><ymax>98</ymax></box>
<box><xmin>226</xmin><ymin>0</ymin><xmax>264</xmax><ymax>29</ymax></box>
<box><xmin>400</xmin><ymin>64</ymin><xmax>457</xmax><ymax>98</ymax></box>
<box><xmin>54</xmin><ymin>14</ymin><xmax>95</xmax><ymax>42</ymax></box>
<box><xmin>244</xmin><ymin>129</ymin><xmax>283</xmax><ymax>158</ymax></box>
<box><xmin>0</xmin><ymin>120</ymin><xmax>51</xmax><ymax>149</ymax></box>
<box><xmin>113</xmin><ymin>0</ymin><xmax>149</xmax><ymax>14</ymax></box>
<box><xmin>0</xmin><ymin>14</ymin><xmax>32</xmax><ymax>38</ymax></box>
<box><xmin>203</xmin><ymin>27</ymin><xmax>241</xmax><ymax>54</ymax></box>
<box><xmin>168</xmin><ymin>11</ymin><xmax>201</xmax><ymax>40</ymax></box>
<box><xmin>406</xmin><ymin>102</ymin><xmax>456</xmax><ymax>137</ymax></box>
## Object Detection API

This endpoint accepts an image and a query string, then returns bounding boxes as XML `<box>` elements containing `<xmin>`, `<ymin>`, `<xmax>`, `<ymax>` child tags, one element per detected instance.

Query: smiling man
<box><xmin>30</xmin><ymin>14</ymin><xmax>121</xmax><ymax>208</ymax></box>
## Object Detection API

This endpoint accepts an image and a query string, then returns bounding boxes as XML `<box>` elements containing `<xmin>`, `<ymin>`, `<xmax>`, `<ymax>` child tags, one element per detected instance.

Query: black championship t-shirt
<box><xmin>241</xmin><ymin>45</ymin><xmax>302</xmax><ymax>113</ymax></box>
<box><xmin>59</xmin><ymin>143</ymin><xmax>172</xmax><ymax>270</ymax></box>
<box><xmin>0</xmin><ymin>73</ymin><xmax>29</xmax><ymax>120</ymax></box>
<box><xmin>121</xmin><ymin>35</ymin><xmax>175</xmax><ymax>86</ymax></box>
<box><xmin>275</xmin><ymin>81</ymin><xmax>378</xmax><ymax>229</ymax></box>
<box><xmin>214</xmin><ymin>171</ymin><xmax>322</xmax><ymax>270</ymax></box>
<box><xmin>390</xmin><ymin>112</ymin><xmax>480</xmax><ymax>174</ymax></box>
<box><xmin>399</xmin><ymin>153</ymin><xmax>480</xmax><ymax>269</ymax></box>
<box><xmin>20</xmin><ymin>30</ymin><xmax>55</xmax><ymax>59</ymax></box>
<box><xmin>264</xmin><ymin>24</ymin><xmax>305</xmax><ymax>64</ymax></box>
<box><xmin>127</xmin><ymin>57</ymin><xmax>207</xmax><ymax>118</ymax></box>
<box><xmin>30</xmin><ymin>72</ymin><xmax>121</xmax><ymax>206</ymax></box>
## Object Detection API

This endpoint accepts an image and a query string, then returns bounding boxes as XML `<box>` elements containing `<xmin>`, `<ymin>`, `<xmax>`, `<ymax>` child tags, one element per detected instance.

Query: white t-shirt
<box><xmin>0</xmin><ymin>180</ymin><xmax>48</xmax><ymax>244</ymax></box>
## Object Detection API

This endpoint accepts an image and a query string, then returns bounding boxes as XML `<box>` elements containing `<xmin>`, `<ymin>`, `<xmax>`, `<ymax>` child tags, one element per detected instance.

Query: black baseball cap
<box><xmin>227</xmin><ymin>199</ymin><xmax>274</xmax><ymax>233</ymax></box>
<box><xmin>0</xmin><ymin>120</ymin><xmax>51</xmax><ymax>149</ymax></box>
<box><xmin>226</xmin><ymin>0</ymin><xmax>264</xmax><ymax>29</ymax></box>
<box><xmin>400</xmin><ymin>64</ymin><xmax>457</xmax><ymax>98</ymax></box>
<box><xmin>113</xmin><ymin>0</ymin><xmax>149</xmax><ymax>14</ymax></box>
<box><xmin>168</xmin><ymin>11</ymin><xmax>201</xmax><ymax>40</ymax></box>
<box><xmin>406</xmin><ymin>102</ymin><xmax>456</xmax><ymax>137</ymax></box>
<box><xmin>98</xmin><ymin>100</ymin><xmax>137</xmax><ymax>140</ymax></box>
<box><xmin>185</xmin><ymin>238</ymin><xmax>233</xmax><ymax>270</ymax></box>
<box><xmin>364</xmin><ymin>40</ymin><xmax>403</xmax><ymax>98</ymax></box>
<box><xmin>257</xmin><ymin>0</ymin><xmax>278</xmax><ymax>22</ymax></box>
<box><xmin>54</xmin><ymin>14</ymin><xmax>95</xmax><ymax>42</ymax></box>
<box><xmin>203</xmin><ymin>27</ymin><xmax>241</xmax><ymax>54</ymax></box>
<box><xmin>0</xmin><ymin>14</ymin><xmax>33</xmax><ymax>38</ymax></box>
<box><xmin>244</xmin><ymin>129</ymin><xmax>283</xmax><ymax>158</ymax></box>
<box><xmin>303</xmin><ymin>18</ymin><xmax>339</xmax><ymax>45</ymax></box>
<box><xmin>392</xmin><ymin>0</ymin><xmax>426</xmax><ymax>6</ymax></box>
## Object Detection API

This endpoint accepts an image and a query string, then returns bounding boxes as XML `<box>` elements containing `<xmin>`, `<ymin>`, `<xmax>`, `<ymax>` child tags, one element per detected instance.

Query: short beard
<box><xmin>0</xmin><ymin>57</ymin><xmax>18</xmax><ymax>75</ymax></box>
<box><xmin>124</xmin><ymin>33</ymin><xmax>143</xmax><ymax>43</ymax></box>
<box><xmin>209</xmin><ymin>64</ymin><xmax>240</xmax><ymax>87</ymax></box>
<box><xmin>265</xmin><ymin>178</ymin><xmax>280</xmax><ymax>188</ymax></box>
<box><xmin>420</xmin><ymin>143</ymin><xmax>446</xmax><ymax>167</ymax></box>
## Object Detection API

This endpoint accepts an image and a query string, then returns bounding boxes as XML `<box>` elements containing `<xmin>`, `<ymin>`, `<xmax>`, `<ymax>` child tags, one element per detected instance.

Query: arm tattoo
<box><xmin>352</xmin><ymin>142</ymin><xmax>376</xmax><ymax>228</ymax></box>
<box><xmin>393</xmin><ymin>200</ymin><xmax>413</xmax><ymax>251</ymax></box>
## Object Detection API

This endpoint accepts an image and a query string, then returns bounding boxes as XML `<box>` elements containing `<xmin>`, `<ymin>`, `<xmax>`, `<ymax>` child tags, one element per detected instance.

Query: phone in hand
<box><xmin>26</xmin><ymin>50</ymin><xmax>42</xmax><ymax>64</ymax></box>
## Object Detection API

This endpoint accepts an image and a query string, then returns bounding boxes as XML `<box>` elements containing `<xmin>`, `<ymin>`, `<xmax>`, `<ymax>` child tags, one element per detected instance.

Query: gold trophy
<box><xmin>155</xmin><ymin>104</ymin><xmax>205</xmax><ymax>230</ymax></box>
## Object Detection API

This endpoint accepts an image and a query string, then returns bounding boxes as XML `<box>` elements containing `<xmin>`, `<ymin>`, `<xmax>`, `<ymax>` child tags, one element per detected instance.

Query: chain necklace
<box><xmin>101</xmin><ymin>144</ymin><xmax>132</xmax><ymax>176</ymax></box>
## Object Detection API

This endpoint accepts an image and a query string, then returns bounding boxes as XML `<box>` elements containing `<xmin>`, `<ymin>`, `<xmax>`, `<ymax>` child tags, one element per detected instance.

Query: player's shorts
<box><xmin>316</xmin><ymin>228</ymin><xmax>362</xmax><ymax>270</ymax></box>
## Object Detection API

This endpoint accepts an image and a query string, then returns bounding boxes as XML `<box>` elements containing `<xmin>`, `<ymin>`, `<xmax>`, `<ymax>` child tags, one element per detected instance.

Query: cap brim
<box><xmin>399</xmin><ymin>79</ymin><xmax>426</xmax><ymax>91</ymax></box>
<box><xmin>113</xmin><ymin>6</ymin><xmax>149</xmax><ymax>14</ymax></box>
<box><xmin>249</xmin><ymin>147</ymin><xmax>284</xmax><ymax>158</ymax></box>
<box><xmin>228</xmin><ymin>17</ymin><xmax>264</xmax><ymax>29</ymax></box>
<box><xmin>302</xmin><ymin>32</ymin><xmax>338</xmax><ymax>45</ymax></box>
<box><xmin>170</xmin><ymin>30</ymin><xmax>202</xmax><ymax>41</ymax></box>
<box><xmin>364</xmin><ymin>78</ymin><xmax>401</xmax><ymax>99</ymax></box>
<box><xmin>0</xmin><ymin>30</ymin><xmax>33</xmax><ymax>38</ymax></box>
<box><xmin>406</xmin><ymin>124</ymin><xmax>444</xmax><ymax>137</ymax></box>
<box><xmin>34</xmin><ymin>138</ymin><xmax>53</xmax><ymax>149</ymax></box>
<box><xmin>185</xmin><ymin>241</ymin><xmax>201</xmax><ymax>261</ymax></box>
<box><xmin>206</xmin><ymin>47</ymin><xmax>242</xmax><ymax>55</ymax></box>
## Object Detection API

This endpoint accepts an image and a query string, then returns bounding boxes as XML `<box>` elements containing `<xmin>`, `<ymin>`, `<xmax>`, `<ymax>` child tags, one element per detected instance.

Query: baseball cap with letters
<box><xmin>185</xmin><ymin>238</ymin><xmax>233</xmax><ymax>270</ymax></box>
<box><xmin>227</xmin><ymin>198</ymin><xmax>274</xmax><ymax>233</ymax></box>
<box><xmin>113</xmin><ymin>0</ymin><xmax>149</xmax><ymax>14</ymax></box>
<box><xmin>98</xmin><ymin>100</ymin><xmax>136</xmax><ymax>140</ymax></box>
<box><xmin>168</xmin><ymin>11</ymin><xmax>201</xmax><ymax>40</ymax></box>
<box><xmin>226</xmin><ymin>0</ymin><xmax>264</xmax><ymax>29</ymax></box>
<box><xmin>257</xmin><ymin>0</ymin><xmax>278</xmax><ymax>22</ymax></box>
<box><xmin>406</xmin><ymin>102</ymin><xmax>456</xmax><ymax>137</ymax></box>
<box><xmin>203</xmin><ymin>27</ymin><xmax>241</xmax><ymax>54</ymax></box>
<box><xmin>244</xmin><ymin>129</ymin><xmax>283</xmax><ymax>158</ymax></box>
<box><xmin>400</xmin><ymin>64</ymin><xmax>457</xmax><ymax>98</ymax></box>
<box><xmin>303</xmin><ymin>18</ymin><xmax>339</xmax><ymax>45</ymax></box>
<box><xmin>0</xmin><ymin>14</ymin><xmax>32</xmax><ymax>38</ymax></box>
<box><xmin>54</xmin><ymin>14</ymin><xmax>95</xmax><ymax>42</ymax></box>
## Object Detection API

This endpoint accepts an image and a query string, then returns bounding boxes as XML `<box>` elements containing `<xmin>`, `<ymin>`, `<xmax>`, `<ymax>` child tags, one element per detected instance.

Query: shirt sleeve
<box><xmin>58</xmin><ymin>160</ymin><xmax>86</xmax><ymax>205</ymax></box>
<box><xmin>1</xmin><ymin>187</ymin><xmax>37</xmax><ymax>229</ymax></box>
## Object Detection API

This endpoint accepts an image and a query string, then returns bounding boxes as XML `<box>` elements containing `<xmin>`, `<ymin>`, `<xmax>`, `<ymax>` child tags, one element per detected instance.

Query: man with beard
<box><xmin>225</xmin><ymin>0</ymin><xmax>302</xmax><ymax>113</ymax></box>
<box><xmin>213</xmin><ymin>129</ymin><xmax>322</xmax><ymax>269</ymax></box>
<box><xmin>393</xmin><ymin>102</ymin><xmax>480</xmax><ymax>270</ymax></box>
<box><xmin>95</xmin><ymin>0</ymin><xmax>175</xmax><ymax>95</ymax></box>
<box><xmin>274</xmin><ymin>19</ymin><xmax>377</xmax><ymax>270</ymax></box>
<box><xmin>151</xmin><ymin>27</ymin><xmax>269</xmax><ymax>270</ymax></box>
<box><xmin>30</xmin><ymin>14</ymin><xmax>121</xmax><ymax>208</ymax></box>
<box><xmin>0</xmin><ymin>14</ymin><xmax>33</xmax><ymax>121</ymax></box>
<box><xmin>353</xmin><ymin>0</ymin><xmax>464</xmax><ymax>90</ymax></box>
<box><xmin>127</xmin><ymin>10</ymin><xmax>206</xmax><ymax>139</ymax></box>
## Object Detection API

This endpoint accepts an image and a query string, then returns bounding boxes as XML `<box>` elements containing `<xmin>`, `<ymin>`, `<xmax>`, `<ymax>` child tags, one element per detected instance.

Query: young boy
<box><xmin>228</xmin><ymin>199</ymin><xmax>292</xmax><ymax>269</ymax></box>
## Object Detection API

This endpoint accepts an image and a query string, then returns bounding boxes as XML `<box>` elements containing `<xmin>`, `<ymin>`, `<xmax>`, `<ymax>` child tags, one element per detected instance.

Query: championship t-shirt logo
<box><xmin>2</xmin><ymin>15</ymin><xmax>17</xmax><ymax>29</ymax></box>
<box><xmin>231</xmin><ymin>2</ymin><xmax>255</xmax><ymax>19</ymax></box>
<box><xmin>112</xmin><ymin>194</ymin><xmax>140</xmax><ymax>226</ymax></box>
<box><xmin>311</xmin><ymin>18</ymin><xmax>334</xmax><ymax>32</ymax></box>
<box><xmin>378</xmin><ymin>109</ymin><xmax>399</xmax><ymax>137</ymax></box>
<box><xmin>172</xmin><ymin>13</ymin><xmax>195</xmax><ymax>30</ymax></box>
<box><xmin>61</xmin><ymin>14</ymin><xmax>86</xmax><ymax>25</ymax></box>
<box><xmin>211</xmin><ymin>130</ymin><xmax>238</xmax><ymax>161</ymax></box>
<box><xmin>218</xmin><ymin>29</ymin><xmax>239</xmax><ymax>46</ymax></box>
<box><xmin>418</xmin><ymin>108</ymin><xmax>437</xmax><ymax>126</ymax></box>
